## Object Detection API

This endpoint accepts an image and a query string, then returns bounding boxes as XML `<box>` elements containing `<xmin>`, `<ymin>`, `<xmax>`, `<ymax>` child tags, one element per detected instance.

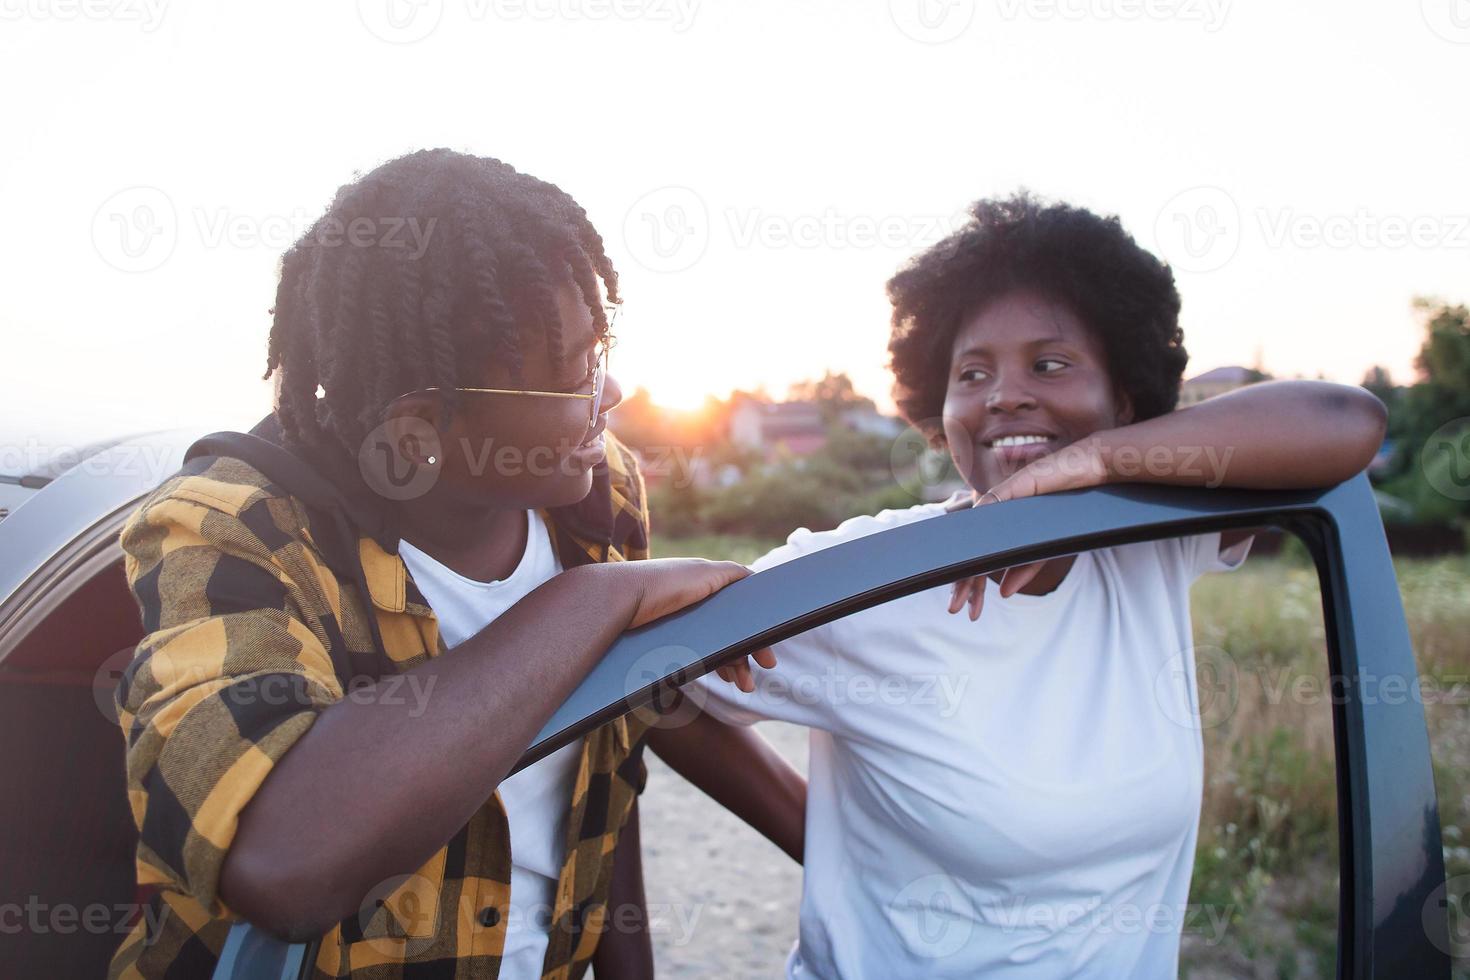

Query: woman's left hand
<box><xmin>946</xmin><ymin>437</ymin><xmax>1110</xmax><ymax>620</ymax></box>
<box><xmin>714</xmin><ymin>647</ymin><xmax>778</xmax><ymax>693</ymax></box>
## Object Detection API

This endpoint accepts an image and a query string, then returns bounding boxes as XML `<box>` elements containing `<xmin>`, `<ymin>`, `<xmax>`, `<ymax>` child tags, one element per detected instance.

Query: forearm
<box><xmin>221</xmin><ymin>562</ymin><xmax>638</xmax><ymax>938</ymax></box>
<box><xmin>591</xmin><ymin>800</ymin><xmax>655</xmax><ymax>979</ymax></box>
<box><xmin>1094</xmin><ymin>379</ymin><xmax>1387</xmax><ymax>489</ymax></box>
<box><xmin>648</xmin><ymin>707</ymin><xmax>806</xmax><ymax>863</ymax></box>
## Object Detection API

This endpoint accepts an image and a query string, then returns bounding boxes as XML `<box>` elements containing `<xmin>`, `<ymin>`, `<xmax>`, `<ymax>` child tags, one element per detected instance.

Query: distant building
<box><xmin>842</xmin><ymin>405</ymin><xmax>907</xmax><ymax>440</ymax></box>
<box><xmin>646</xmin><ymin>452</ymin><xmax>744</xmax><ymax>490</ymax></box>
<box><xmin>730</xmin><ymin>397</ymin><xmax>827</xmax><ymax>457</ymax></box>
<box><xmin>728</xmin><ymin>394</ymin><xmax>906</xmax><ymax>462</ymax></box>
<box><xmin>1178</xmin><ymin>365</ymin><xmax>1262</xmax><ymax>406</ymax></box>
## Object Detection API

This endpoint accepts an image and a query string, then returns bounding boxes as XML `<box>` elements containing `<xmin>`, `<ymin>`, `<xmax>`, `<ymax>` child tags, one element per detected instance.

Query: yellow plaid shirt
<box><xmin>108</xmin><ymin>416</ymin><xmax>654</xmax><ymax>979</ymax></box>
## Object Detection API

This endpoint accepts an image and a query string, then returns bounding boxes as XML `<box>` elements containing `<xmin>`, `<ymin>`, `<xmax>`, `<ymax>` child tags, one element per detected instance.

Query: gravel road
<box><xmin>640</xmin><ymin>721</ymin><xmax>809</xmax><ymax>978</ymax></box>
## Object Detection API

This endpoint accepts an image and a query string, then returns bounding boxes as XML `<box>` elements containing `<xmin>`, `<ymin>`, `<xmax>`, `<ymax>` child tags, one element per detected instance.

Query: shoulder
<box><xmin>141</xmin><ymin>454</ymin><xmax>282</xmax><ymax>509</ymax></box>
<box><xmin>752</xmin><ymin>500</ymin><xmax>947</xmax><ymax>572</ymax></box>
<box><xmin>120</xmin><ymin>455</ymin><xmax>308</xmax><ymax>560</ymax></box>
<box><xmin>116</xmin><ymin>457</ymin><xmax>332</xmax><ymax>646</ymax></box>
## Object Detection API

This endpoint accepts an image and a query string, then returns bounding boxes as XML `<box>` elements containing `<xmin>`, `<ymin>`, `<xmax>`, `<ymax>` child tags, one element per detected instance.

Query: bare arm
<box><xmin>221</xmin><ymin>558</ymin><xmax>747</xmax><ymax>939</ymax></box>
<box><xmin>1093</xmin><ymin>379</ymin><xmax>1387</xmax><ymax>490</ymax></box>
<box><xmin>1110</xmin><ymin>379</ymin><xmax>1385</xmax><ymax>551</ymax></box>
<box><xmin>1100</xmin><ymin>379</ymin><xmax>1386</xmax><ymax>552</ymax></box>
<box><xmin>952</xmin><ymin>380</ymin><xmax>1387</xmax><ymax>610</ymax></box>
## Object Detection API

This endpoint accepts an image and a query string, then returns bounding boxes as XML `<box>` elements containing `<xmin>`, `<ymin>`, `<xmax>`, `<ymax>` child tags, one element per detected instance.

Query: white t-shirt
<box><xmin>397</xmin><ymin>510</ymin><xmax>582</xmax><ymax>980</ymax></box>
<box><xmin>695</xmin><ymin>500</ymin><xmax>1252</xmax><ymax>980</ymax></box>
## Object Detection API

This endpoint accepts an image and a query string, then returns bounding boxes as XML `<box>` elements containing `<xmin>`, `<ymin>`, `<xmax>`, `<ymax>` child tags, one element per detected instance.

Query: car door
<box><xmin>209</xmin><ymin>473</ymin><xmax>1451</xmax><ymax>978</ymax></box>
<box><xmin>0</xmin><ymin>428</ymin><xmax>212</xmax><ymax>977</ymax></box>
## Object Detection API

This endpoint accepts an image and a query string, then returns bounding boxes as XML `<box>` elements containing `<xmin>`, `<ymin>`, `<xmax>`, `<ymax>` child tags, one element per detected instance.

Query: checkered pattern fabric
<box><xmin>108</xmin><ymin>426</ymin><xmax>653</xmax><ymax>979</ymax></box>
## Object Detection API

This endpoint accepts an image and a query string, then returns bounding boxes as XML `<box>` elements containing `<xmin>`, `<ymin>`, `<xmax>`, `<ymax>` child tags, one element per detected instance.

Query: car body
<box><xmin>0</xmin><ymin>426</ymin><xmax>216</xmax><ymax>977</ymax></box>
<box><xmin>0</xmin><ymin>426</ymin><xmax>1452</xmax><ymax>978</ymax></box>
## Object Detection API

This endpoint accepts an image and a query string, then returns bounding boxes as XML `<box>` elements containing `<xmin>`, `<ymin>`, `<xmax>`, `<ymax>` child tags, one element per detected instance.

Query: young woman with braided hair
<box><xmin>110</xmin><ymin>149</ymin><xmax>804</xmax><ymax>979</ymax></box>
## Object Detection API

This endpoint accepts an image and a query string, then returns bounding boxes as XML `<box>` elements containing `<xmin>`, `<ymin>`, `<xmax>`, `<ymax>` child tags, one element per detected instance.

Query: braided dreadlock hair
<box><xmin>262</xmin><ymin>148</ymin><xmax>621</xmax><ymax>460</ymax></box>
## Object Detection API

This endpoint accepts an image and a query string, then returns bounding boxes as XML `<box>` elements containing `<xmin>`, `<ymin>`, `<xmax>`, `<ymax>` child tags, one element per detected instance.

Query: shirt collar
<box><xmin>246</xmin><ymin>412</ymin><xmax>628</xmax><ymax>599</ymax></box>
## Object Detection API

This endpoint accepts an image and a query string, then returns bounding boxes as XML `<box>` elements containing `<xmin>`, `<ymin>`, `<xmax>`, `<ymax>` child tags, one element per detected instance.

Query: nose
<box><xmin>600</xmin><ymin>371</ymin><xmax>624</xmax><ymax>417</ymax></box>
<box><xmin>985</xmin><ymin>370</ymin><xmax>1036</xmax><ymax>414</ymax></box>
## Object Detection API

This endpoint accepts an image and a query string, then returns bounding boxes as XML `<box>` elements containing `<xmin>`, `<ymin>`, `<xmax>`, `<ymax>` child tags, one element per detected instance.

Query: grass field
<box><xmin>655</xmin><ymin>533</ymin><xmax>1470</xmax><ymax>978</ymax></box>
<box><xmin>1186</xmin><ymin>552</ymin><xmax>1469</xmax><ymax>978</ymax></box>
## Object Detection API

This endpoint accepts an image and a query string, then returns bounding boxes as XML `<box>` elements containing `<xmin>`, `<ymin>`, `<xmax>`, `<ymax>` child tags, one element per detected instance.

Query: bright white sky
<box><xmin>3</xmin><ymin>0</ymin><xmax>1467</xmax><ymax>445</ymax></box>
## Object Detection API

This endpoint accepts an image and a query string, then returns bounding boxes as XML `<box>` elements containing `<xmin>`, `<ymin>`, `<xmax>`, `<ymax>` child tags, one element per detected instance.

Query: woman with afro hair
<box><xmin>692</xmin><ymin>192</ymin><xmax>1387</xmax><ymax>978</ymax></box>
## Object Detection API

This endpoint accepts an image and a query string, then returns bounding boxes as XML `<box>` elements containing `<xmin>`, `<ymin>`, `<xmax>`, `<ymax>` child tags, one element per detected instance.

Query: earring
<box><xmin>427</xmin><ymin>456</ymin><xmax>437</xmax><ymax>465</ymax></box>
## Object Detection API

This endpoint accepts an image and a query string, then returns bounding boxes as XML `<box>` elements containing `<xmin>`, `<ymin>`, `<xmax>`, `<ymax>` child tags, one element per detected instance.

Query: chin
<box><xmin>540</xmin><ymin>470</ymin><xmax>597</xmax><ymax>509</ymax></box>
<box><xmin>456</xmin><ymin>467</ymin><xmax>595</xmax><ymax>512</ymax></box>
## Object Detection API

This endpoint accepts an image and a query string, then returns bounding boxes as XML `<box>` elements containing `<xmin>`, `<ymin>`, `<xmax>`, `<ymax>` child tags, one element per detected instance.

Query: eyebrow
<box><xmin>953</xmin><ymin>337</ymin><xmax>1085</xmax><ymax>359</ymax></box>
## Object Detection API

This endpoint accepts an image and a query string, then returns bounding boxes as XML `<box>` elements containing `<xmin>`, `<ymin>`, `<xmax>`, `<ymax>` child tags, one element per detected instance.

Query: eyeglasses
<box><xmin>384</xmin><ymin>307</ymin><xmax>618</xmax><ymax>444</ymax></box>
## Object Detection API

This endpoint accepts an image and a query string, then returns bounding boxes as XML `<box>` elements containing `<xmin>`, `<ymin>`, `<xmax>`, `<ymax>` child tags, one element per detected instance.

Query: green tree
<box><xmin>787</xmin><ymin>371</ymin><xmax>875</xmax><ymax>422</ymax></box>
<box><xmin>1378</xmin><ymin>299</ymin><xmax>1470</xmax><ymax>527</ymax></box>
<box><xmin>703</xmin><ymin>461</ymin><xmax>856</xmax><ymax>538</ymax></box>
<box><xmin>823</xmin><ymin>425</ymin><xmax>895</xmax><ymax>475</ymax></box>
<box><xmin>1360</xmin><ymin>365</ymin><xmax>1398</xmax><ymax>410</ymax></box>
<box><xmin>1413</xmin><ymin>297</ymin><xmax>1470</xmax><ymax>390</ymax></box>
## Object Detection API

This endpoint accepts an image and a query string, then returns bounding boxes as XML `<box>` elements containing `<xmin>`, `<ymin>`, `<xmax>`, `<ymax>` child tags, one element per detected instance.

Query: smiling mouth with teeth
<box><xmin>985</xmin><ymin>434</ymin><xmax>1056</xmax><ymax>449</ymax></box>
